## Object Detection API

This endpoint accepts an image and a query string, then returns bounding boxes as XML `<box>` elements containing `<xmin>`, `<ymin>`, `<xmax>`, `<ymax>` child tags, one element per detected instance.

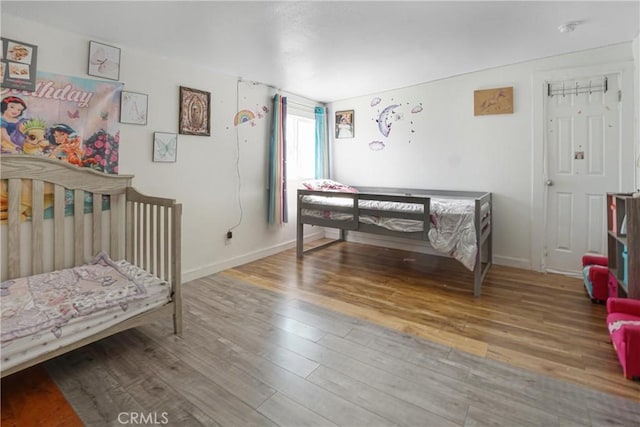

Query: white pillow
<box><xmin>301</xmin><ymin>179</ymin><xmax>358</xmax><ymax>193</ymax></box>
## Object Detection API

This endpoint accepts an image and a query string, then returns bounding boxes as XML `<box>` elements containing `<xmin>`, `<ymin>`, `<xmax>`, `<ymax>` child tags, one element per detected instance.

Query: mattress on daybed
<box><xmin>1</xmin><ymin>253</ymin><xmax>170</xmax><ymax>371</ymax></box>
<box><xmin>301</xmin><ymin>195</ymin><xmax>489</xmax><ymax>270</ymax></box>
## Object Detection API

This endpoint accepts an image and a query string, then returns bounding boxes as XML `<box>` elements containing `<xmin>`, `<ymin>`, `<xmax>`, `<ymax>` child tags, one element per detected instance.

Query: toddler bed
<box><xmin>296</xmin><ymin>180</ymin><xmax>492</xmax><ymax>296</ymax></box>
<box><xmin>1</xmin><ymin>155</ymin><xmax>182</xmax><ymax>377</ymax></box>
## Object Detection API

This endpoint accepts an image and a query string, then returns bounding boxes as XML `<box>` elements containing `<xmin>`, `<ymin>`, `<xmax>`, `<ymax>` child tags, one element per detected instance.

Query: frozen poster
<box><xmin>1</xmin><ymin>70</ymin><xmax>123</xmax><ymax>174</ymax></box>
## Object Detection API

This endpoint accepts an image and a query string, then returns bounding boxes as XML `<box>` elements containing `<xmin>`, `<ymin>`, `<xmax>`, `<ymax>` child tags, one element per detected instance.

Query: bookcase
<box><xmin>607</xmin><ymin>193</ymin><xmax>640</xmax><ymax>299</ymax></box>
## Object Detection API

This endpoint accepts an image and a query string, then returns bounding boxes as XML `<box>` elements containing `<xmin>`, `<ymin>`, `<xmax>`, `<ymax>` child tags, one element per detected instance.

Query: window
<box><xmin>286</xmin><ymin>114</ymin><xmax>315</xmax><ymax>180</ymax></box>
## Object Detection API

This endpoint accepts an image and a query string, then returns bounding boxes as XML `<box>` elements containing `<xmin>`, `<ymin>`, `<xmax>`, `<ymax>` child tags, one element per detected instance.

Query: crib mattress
<box><xmin>1</xmin><ymin>258</ymin><xmax>170</xmax><ymax>372</ymax></box>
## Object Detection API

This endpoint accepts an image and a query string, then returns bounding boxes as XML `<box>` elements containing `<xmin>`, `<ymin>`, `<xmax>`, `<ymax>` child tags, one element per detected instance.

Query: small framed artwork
<box><xmin>1</xmin><ymin>37</ymin><xmax>38</xmax><ymax>91</ymax></box>
<box><xmin>474</xmin><ymin>86</ymin><xmax>513</xmax><ymax>116</ymax></box>
<box><xmin>335</xmin><ymin>110</ymin><xmax>354</xmax><ymax>138</ymax></box>
<box><xmin>179</xmin><ymin>86</ymin><xmax>211</xmax><ymax>136</ymax></box>
<box><xmin>120</xmin><ymin>91</ymin><xmax>148</xmax><ymax>125</ymax></box>
<box><xmin>153</xmin><ymin>132</ymin><xmax>177</xmax><ymax>163</ymax></box>
<box><xmin>88</xmin><ymin>40</ymin><xmax>120</xmax><ymax>81</ymax></box>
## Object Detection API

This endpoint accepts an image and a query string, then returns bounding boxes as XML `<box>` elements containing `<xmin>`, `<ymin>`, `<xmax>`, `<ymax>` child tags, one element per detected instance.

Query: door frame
<box><xmin>531</xmin><ymin>61</ymin><xmax>635</xmax><ymax>272</ymax></box>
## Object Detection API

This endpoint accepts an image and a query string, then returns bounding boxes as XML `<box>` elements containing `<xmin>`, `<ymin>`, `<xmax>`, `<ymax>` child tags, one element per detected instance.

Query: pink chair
<box><xmin>606</xmin><ymin>298</ymin><xmax>640</xmax><ymax>379</ymax></box>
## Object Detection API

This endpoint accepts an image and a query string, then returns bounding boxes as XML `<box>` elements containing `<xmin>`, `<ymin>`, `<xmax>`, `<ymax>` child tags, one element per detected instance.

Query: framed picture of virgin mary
<box><xmin>179</xmin><ymin>86</ymin><xmax>210</xmax><ymax>136</ymax></box>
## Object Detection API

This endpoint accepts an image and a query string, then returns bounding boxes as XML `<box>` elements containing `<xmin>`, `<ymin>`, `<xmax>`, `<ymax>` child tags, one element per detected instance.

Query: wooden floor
<box><xmin>37</xmin><ymin>242</ymin><xmax>640</xmax><ymax>426</ymax></box>
<box><xmin>227</xmin><ymin>240</ymin><xmax>640</xmax><ymax>401</ymax></box>
<box><xmin>3</xmin><ymin>240</ymin><xmax>640</xmax><ymax>426</ymax></box>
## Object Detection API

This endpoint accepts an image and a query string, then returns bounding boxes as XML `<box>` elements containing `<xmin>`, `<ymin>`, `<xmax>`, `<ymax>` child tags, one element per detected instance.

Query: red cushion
<box><xmin>582</xmin><ymin>254</ymin><xmax>608</xmax><ymax>267</ymax></box>
<box><xmin>607</xmin><ymin>310</ymin><xmax>640</xmax><ymax>379</ymax></box>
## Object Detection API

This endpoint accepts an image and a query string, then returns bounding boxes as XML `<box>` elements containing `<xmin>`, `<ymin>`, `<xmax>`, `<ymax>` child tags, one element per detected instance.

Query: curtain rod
<box><xmin>238</xmin><ymin>77</ymin><xmax>325</xmax><ymax>108</ymax></box>
<box><xmin>287</xmin><ymin>99</ymin><xmax>321</xmax><ymax>109</ymax></box>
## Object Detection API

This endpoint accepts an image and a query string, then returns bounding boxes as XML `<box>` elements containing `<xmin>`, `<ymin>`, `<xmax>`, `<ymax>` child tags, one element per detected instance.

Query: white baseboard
<box><xmin>182</xmin><ymin>230</ymin><xmax>325</xmax><ymax>283</ymax></box>
<box><xmin>330</xmin><ymin>230</ymin><xmax>439</xmax><ymax>255</ymax></box>
<box><xmin>492</xmin><ymin>255</ymin><xmax>532</xmax><ymax>270</ymax></box>
<box><xmin>184</xmin><ymin>229</ymin><xmax>535</xmax><ymax>282</ymax></box>
<box><xmin>327</xmin><ymin>230</ymin><xmax>533</xmax><ymax>270</ymax></box>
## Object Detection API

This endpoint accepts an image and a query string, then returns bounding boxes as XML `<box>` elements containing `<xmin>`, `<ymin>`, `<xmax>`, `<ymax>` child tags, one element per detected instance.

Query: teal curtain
<box><xmin>314</xmin><ymin>106</ymin><xmax>330</xmax><ymax>179</ymax></box>
<box><xmin>267</xmin><ymin>94</ymin><xmax>288</xmax><ymax>224</ymax></box>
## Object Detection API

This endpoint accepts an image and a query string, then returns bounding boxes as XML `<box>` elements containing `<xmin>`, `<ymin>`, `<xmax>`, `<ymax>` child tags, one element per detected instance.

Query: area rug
<box><xmin>1</xmin><ymin>365</ymin><xmax>82</xmax><ymax>427</ymax></box>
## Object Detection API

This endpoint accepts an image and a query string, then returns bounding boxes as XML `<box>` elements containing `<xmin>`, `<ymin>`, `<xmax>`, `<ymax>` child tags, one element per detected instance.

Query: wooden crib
<box><xmin>1</xmin><ymin>155</ymin><xmax>182</xmax><ymax>377</ymax></box>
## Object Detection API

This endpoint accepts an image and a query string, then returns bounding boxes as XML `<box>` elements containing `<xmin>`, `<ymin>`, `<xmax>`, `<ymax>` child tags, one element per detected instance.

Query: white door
<box><xmin>544</xmin><ymin>73</ymin><xmax>620</xmax><ymax>274</ymax></box>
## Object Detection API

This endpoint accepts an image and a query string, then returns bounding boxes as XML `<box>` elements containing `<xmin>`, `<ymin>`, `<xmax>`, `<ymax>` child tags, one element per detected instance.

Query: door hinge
<box><xmin>618</xmin><ymin>90</ymin><xmax>622</xmax><ymax>102</ymax></box>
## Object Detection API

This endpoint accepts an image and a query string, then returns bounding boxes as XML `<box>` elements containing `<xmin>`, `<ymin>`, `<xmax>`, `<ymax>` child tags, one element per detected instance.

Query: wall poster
<box><xmin>1</xmin><ymin>71</ymin><xmax>123</xmax><ymax>222</ymax></box>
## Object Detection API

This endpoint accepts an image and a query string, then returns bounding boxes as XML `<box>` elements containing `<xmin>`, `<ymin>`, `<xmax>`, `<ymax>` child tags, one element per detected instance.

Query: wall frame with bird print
<box><xmin>153</xmin><ymin>132</ymin><xmax>177</xmax><ymax>163</ymax></box>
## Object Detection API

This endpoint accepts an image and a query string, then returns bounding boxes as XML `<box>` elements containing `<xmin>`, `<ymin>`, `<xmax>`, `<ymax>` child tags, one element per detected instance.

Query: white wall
<box><xmin>3</xmin><ymin>14</ymin><xmax>637</xmax><ymax>278</ymax></box>
<box><xmin>1</xmin><ymin>15</ymin><xmax>322</xmax><ymax>282</ymax></box>
<box><xmin>329</xmin><ymin>43</ymin><xmax>636</xmax><ymax>270</ymax></box>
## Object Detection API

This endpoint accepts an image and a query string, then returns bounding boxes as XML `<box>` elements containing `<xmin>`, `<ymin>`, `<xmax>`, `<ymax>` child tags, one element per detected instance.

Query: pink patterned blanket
<box><xmin>1</xmin><ymin>252</ymin><xmax>147</xmax><ymax>343</ymax></box>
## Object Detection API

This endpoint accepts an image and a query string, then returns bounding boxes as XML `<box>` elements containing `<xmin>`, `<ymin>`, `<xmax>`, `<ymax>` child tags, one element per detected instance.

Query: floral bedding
<box><xmin>1</xmin><ymin>252</ymin><xmax>148</xmax><ymax>343</ymax></box>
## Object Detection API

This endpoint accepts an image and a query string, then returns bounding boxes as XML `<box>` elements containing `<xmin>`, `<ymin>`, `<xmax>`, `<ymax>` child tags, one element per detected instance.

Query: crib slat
<box><xmin>7</xmin><ymin>179</ymin><xmax>22</xmax><ymax>279</ymax></box>
<box><xmin>74</xmin><ymin>189</ymin><xmax>84</xmax><ymax>265</ymax></box>
<box><xmin>125</xmin><ymin>195</ymin><xmax>133</xmax><ymax>262</ymax></box>
<box><xmin>142</xmin><ymin>202</ymin><xmax>148</xmax><ymax>271</ymax></box>
<box><xmin>54</xmin><ymin>185</ymin><xmax>65</xmax><ymax>270</ymax></box>
<box><xmin>149</xmin><ymin>203</ymin><xmax>155</xmax><ymax>275</ymax></box>
<box><xmin>111</xmin><ymin>193</ymin><xmax>123</xmax><ymax>260</ymax></box>
<box><xmin>136</xmin><ymin>202</ymin><xmax>142</xmax><ymax>266</ymax></box>
<box><xmin>156</xmin><ymin>205</ymin><xmax>161</xmax><ymax>277</ymax></box>
<box><xmin>172</xmin><ymin>203</ymin><xmax>183</xmax><ymax>335</ymax></box>
<box><xmin>31</xmin><ymin>180</ymin><xmax>44</xmax><ymax>275</ymax></box>
<box><xmin>93</xmin><ymin>193</ymin><xmax>102</xmax><ymax>255</ymax></box>
<box><xmin>164</xmin><ymin>205</ymin><xmax>170</xmax><ymax>281</ymax></box>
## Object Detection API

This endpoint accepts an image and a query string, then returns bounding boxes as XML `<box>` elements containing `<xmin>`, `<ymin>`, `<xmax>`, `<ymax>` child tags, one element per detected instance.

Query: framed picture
<box><xmin>179</xmin><ymin>86</ymin><xmax>211</xmax><ymax>136</ymax></box>
<box><xmin>335</xmin><ymin>110</ymin><xmax>354</xmax><ymax>138</ymax></box>
<box><xmin>153</xmin><ymin>132</ymin><xmax>177</xmax><ymax>163</ymax></box>
<box><xmin>473</xmin><ymin>86</ymin><xmax>513</xmax><ymax>116</ymax></box>
<box><xmin>88</xmin><ymin>40</ymin><xmax>120</xmax><ymax>81</ymax></box>
<box><xmin>1</xmin><ymin>37</ymin><xmax>38</xmax><ymax>91</ymax></box>
<box><xmin>120</xmin><ymin>91</ymin><xmax>148</xmax><ymax>125</ymax></box>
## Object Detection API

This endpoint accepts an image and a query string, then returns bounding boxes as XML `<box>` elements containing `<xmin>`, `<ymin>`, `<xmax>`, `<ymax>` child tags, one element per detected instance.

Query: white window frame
<box><xmin>286</xmin><ymin>114</ymin><xmax>316</xmax><ymax>181</ymax></box>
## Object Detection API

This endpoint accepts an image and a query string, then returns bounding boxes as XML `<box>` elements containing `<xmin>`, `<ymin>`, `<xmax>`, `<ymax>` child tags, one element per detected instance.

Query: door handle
<box><xmin>546</xmin><ymin>179</ymin><xmax>554</xmax><ymax>186</ymax></box>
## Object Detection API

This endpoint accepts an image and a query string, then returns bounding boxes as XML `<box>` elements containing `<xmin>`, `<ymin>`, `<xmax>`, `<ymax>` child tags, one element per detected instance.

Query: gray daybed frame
<box><xmin>1</xmin><ymin>155</ymin><xmax>182</xmax><ymax>377</ymax></box>
<box><xmin>296</xmin><ymin>187</ymin><xmax>492</xmax><ymax>297</ymax></box>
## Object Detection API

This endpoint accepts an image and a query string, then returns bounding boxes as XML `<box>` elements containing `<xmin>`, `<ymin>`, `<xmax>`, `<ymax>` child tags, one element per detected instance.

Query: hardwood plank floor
<box><xmin>3</xmin><ymin>239</ymin><xmax>634</xmax><ymax>426</ymax></box>
<box><xmin>40</xmin><ymin>251</ymin><xmax>640</xmax><ymax>426</ymax></box>
<box><xmin>27</xmin><ymin>239</ymin><xmax>640</xmax><ymax>427</ymax></box>
<box><xmin>226</xmin><ymin>240</ymin><xmax>640</xmax><ymax>401</ymax></box>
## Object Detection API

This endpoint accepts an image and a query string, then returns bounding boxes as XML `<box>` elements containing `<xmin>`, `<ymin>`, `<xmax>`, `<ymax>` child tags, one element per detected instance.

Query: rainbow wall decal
<box><xmin>233</xmin><ymin>109</ymin><xmax>256</xmax><ymax>126</ymax></box>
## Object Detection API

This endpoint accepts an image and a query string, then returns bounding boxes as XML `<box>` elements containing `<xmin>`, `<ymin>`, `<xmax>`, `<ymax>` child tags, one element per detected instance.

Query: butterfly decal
<box><xmin>67</xmin><ymin>110</ymin><xmax>79</xmax><ymax>119</ymax></box>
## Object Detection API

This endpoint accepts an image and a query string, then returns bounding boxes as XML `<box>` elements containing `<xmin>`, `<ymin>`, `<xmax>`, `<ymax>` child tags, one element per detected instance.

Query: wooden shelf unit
<box><xmin>607</xmin><ymin>193</ymin><xmax>640</xmax><ymax>299</ymax></box>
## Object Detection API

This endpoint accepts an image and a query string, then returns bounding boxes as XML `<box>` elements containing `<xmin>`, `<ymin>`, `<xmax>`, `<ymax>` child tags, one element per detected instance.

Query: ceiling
<box><xmin>2</xmin><ymin>1</ymin><xmax>639</xmax><ymax>103</ymax></box>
